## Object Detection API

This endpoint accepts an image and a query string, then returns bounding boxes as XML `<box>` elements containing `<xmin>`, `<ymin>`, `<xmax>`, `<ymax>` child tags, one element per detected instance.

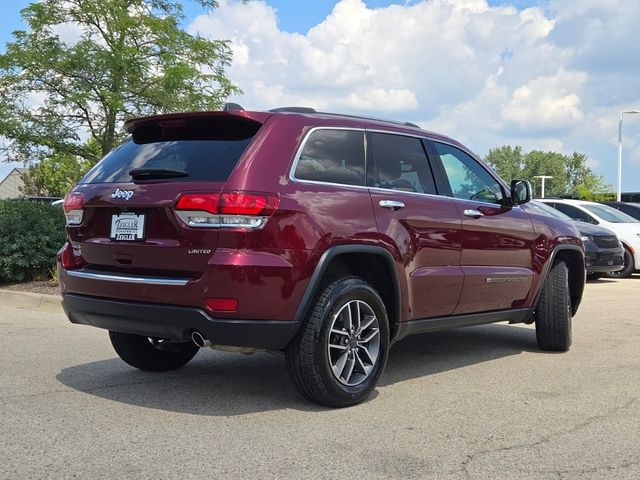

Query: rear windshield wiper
<box><xmin>129</xmin><ymin>168</ymin><xmax>188</xmax><ymax>180</ymax></box>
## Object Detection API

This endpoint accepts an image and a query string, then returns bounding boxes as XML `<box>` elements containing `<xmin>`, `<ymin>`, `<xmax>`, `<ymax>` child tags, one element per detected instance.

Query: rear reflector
<box><xmin>63</xmin><ymin>192</ymin><xmax>85</xmax><ymax>225</ymax></box>
<box><xmin>205</xmin><ymin>298</ymin><xmax>238</xmax><ymax>313</ymax></box>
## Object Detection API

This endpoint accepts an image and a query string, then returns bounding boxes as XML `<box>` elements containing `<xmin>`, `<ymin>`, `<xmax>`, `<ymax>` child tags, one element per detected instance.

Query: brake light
<box><xmin>63</xmin><ymin>192</ymin><xmax>84</xmax><ymax>225</ymax></box>
<box><xmin>175</xmin><ymin>191</ymin><xmax>279</xmax><ymax>229</ymax></box>
<box><xmin>175</xmin><ymin>193</ymin><xmax>220</xmax><ymax>214</ymax></box>
<box><xmin>58</xmin><ymin>242</ymin><xmax>86</xmax><ymax>270</ymax></box>
<box><xmin>219</xmin><ymin>193</ymin><xmax>271</xmax><ymax>215</ymax></box>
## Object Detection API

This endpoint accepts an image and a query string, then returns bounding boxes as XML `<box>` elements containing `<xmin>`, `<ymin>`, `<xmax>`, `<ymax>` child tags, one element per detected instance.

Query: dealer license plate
<box><xmin>110</xmin><ymin>213</ymin><xmax>145</xmax><ymax>241</ymax></box>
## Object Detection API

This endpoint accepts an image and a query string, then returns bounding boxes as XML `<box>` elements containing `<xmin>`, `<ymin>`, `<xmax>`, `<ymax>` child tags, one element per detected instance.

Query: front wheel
<box><xmin>535</xmin><ymin>261</ymin><xmax>572</xmax><ymax>351</ymax></box>
<box><xmin>285</xmin><ymin>277</ymin><xmax>389</xmax><ymax>408</ymax></box>
<box><xmin>109</xmin><ymin>331</ymin><xmax>199</xmax><ymax>372</ymax></box>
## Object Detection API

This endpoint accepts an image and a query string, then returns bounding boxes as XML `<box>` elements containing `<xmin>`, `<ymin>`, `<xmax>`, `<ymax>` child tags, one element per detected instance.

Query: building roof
<box><xmin>0</xmin><ymin>167</ymin><xmax>28</xmax><ymax>199</ymax></box>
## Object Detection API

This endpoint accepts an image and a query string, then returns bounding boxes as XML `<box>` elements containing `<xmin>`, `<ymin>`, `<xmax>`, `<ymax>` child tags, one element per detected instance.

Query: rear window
<box><xmin>80</xmin><ymin>117</ymin><xmax>261</xmax><ymax>184</ymax></box>
<box><xmin>293</xmin><ymin>129</ymin><xmax>365</xmax><ymax>186</ymax></box>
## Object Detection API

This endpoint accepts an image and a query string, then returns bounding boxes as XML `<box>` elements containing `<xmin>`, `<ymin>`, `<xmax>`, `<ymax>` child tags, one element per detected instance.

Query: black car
<box><xmin>530</xmin><ymin>201</ymin><xmax>624</xmax><ymax>280</ymax></box>
<box><xmin>601</xmin><ymin>202</ymin><xmax>640</xmax><ymax>221</ymax></box>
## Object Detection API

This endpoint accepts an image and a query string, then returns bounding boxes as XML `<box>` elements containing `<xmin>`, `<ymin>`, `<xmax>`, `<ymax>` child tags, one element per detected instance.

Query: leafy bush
<box><xmin>0</xmin><ymin>199</ymin><xmax>66</xmax><ymax>283</ymax></box>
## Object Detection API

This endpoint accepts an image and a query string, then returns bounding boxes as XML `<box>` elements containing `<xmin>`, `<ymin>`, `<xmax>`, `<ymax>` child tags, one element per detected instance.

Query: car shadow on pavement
<box><xmin>382</xmin><ymin>323</ymin><xmax>539</xmax><ymax>387</ymax></box>
<box><xmin>57</xmin><ymin>323</ymin><xmax>540</xmax><ymax>416</ymax></box>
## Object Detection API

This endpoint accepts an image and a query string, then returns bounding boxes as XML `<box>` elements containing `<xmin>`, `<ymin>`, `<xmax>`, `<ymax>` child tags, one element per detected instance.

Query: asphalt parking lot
<box><xmin>1</xmin><ymin>278</ymin><xmax>639</xmax><ymax>480</ymax></box>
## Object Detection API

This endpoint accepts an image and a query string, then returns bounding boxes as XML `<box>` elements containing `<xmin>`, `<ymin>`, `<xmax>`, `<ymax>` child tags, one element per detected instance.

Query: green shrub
<box><xmin>0</xmin><ymin>200</ymin><xmax>66</xmax><ymax>283</ymax></box>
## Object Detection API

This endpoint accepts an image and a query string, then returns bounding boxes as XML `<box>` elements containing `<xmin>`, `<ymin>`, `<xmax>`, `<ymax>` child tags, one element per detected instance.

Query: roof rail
<box><xmin>269</xmin><ymin>107</ymin><xmax>317</xmax><ymax>113</ymax></box>
<box><xmin>319</xmin><ymin>111</ymin><xmax>421</xmax><ymax>129</ymax></box>
<box><xmin>268</xmin><ymin>106</ymin><xmax>421</xmax><ymax>129</ymax></box>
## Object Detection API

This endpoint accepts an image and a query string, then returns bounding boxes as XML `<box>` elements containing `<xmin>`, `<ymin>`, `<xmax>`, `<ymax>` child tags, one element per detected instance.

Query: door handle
<box><xmin>463</xmin><ymin>209</ymin><xmax>484</xmax><ymax>218</ymax></box>
<box><xmin>379</xmin><ymin>200</ymin><xmax>405</xmax><ymax>210</ymax></box>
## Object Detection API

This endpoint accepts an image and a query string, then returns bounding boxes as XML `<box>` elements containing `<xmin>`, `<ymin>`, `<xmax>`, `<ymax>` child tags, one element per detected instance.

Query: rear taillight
<box><xmin>58</xmin><ymin>242</ymin><xmax>86</xmax><ymax>270</ymax></box>
<box><xmin>175</xmin><ymin>191</ymin><xmax>279</xmax><ymax>229</ymax></box>
<box><xmin>63</xmin><ymin>192</ymin><xmax>84</xmax><ymax>225</ymax></box>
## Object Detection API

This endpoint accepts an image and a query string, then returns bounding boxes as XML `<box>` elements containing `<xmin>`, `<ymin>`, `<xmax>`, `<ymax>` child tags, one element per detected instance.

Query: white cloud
<box><xmin>502</xmin><ymin>70</ymin><xmax>586</xmax><ymax>130</ymax></box>
<box><xmin>187</xmin><ymin>0</ymin><xmax>640</xmax><ymax>189</ymax></box>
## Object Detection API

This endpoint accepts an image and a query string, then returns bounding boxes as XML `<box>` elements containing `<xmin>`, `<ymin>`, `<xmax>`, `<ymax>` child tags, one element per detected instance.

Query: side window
<box><xmin>434</xmin><ymin>142</ymin><xmax>504</xmax><ymax>204</ymax></box>
<box><xmin>553</xmin><ymin>204</ymin><xmax>597</xmax><ymax>224</ymax></box>
<box><xmin>293</xmin><ymin>129</ymin><xmax>365</xmax><ymax>186</ymax></box>
<box><xmin>368</xmin><ymin>133</ymin><xmax>436</xmax><ymax>194</ymax></box>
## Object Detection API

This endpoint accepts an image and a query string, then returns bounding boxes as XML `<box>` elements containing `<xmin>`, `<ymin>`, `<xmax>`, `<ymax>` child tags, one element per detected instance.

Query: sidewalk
<box><xmin>0</xmin><ymin>288</ymin><xmax>61</xmax><ymax>310</ymax></box>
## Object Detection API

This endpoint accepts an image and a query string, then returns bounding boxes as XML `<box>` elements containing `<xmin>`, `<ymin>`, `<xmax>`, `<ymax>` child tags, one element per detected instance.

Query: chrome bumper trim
<box><xmin>67</xmin><ymin>270</ymin><xmax>189</xmax><ymax>286</ymax></box>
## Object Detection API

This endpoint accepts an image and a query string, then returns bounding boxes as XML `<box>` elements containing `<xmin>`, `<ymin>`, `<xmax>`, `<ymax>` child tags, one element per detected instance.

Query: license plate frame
<box><xmin>110</xmin><ymin>213</ymin><xmax>146</xmax><ymax>241</ymax></box>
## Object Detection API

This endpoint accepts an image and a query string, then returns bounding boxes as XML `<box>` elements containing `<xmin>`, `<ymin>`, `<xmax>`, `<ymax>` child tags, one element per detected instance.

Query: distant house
<box><xmin>0</xmin><ymin>168</ymin><xmax>27</xmax><ymax>199</ymax></box>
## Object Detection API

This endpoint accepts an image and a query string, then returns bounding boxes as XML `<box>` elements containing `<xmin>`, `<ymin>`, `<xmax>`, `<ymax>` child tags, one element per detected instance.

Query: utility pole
<box><xmin>618</xmin><ymin>110</ymin><xmax>640</xmax><ymax>202</ymax></box>
<box><xmin>533</xmin><ymin>175</ymin><xmax>553</xmax><ymax>199</ymax></box>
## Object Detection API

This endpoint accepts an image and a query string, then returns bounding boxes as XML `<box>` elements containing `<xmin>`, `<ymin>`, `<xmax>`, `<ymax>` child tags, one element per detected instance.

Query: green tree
<box><xmin>485</xmin><ymin>146</ymin><xmax>612</xmax><ymax>199</ymax></box>
<box><xmin>485</xmin><ymin>145</ymin><xmax>524</xmax><ymax>184</ymax></box>
<box><xmin>0</xmin><ymin>0</ymin><xmax>239</xmax><ymax>167</ymax></box>
<box><xmin>21</xmin><ymin>152</ymin><xmax>92</xmax><ymax>197</ymax></box>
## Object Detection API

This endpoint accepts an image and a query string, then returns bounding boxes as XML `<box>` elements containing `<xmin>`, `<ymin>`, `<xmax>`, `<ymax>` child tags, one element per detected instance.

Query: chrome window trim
<box><xmin>287</xmin><ymin>126</ymin><xmax>516</xmax><ymax>208</ymax></box>
<box><xmin>289</xmin><ymin>126</ymin><xmax>367</xmax><ymax>186</ymax></box>
<box><xmin>67</xmin><ymin>270</ymin><xmax>189</xmax><ymax>286</ymax></box>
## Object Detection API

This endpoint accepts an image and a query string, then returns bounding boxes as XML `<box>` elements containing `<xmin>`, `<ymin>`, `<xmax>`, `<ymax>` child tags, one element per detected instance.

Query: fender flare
<box><xmin>292</xmin><ymin>245</ymin><xmax>403</xmax><ymax>326</ymax></box>
<box><xmin>533</xmin><ymin>244</ymin><xmax>585</xmax><ymax>316</ymax></box>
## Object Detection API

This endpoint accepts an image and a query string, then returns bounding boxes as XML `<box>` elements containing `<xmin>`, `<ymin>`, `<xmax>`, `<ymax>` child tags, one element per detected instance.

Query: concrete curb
<box><xmin>0</xmin><ymin>289</ymin><xmax>62</xmax><ymax>310</ymax></box>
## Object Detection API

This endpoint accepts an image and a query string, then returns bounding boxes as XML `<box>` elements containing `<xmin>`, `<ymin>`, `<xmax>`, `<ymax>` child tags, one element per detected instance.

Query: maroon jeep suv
<box><xmin>59</xmin><ymin>106</ymin><xmax>585</xmax><ymax>407</ymax></box>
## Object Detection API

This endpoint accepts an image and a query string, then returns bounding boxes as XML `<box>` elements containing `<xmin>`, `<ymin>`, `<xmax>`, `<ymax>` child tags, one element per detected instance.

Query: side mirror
<box><xmin>510</xmin><ymin>180</ymin><xmax>532</xmax><ymax>205</ymax></box>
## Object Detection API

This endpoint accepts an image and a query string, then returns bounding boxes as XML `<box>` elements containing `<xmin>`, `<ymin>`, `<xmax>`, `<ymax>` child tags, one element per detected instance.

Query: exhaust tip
<box><xmin>191</xmin><ymin>331</ymin><xmax>211</xmax><ymax>348</ymax></box>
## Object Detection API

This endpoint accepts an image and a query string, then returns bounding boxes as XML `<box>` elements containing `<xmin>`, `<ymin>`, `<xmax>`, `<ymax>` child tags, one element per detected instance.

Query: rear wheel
<box><xmin>109</xmin><ymin>331</ymin><xmax>199</xmax><ymax>372</ymax></box>
<box><xmin>535</xmin><ymin>261</ymin><xmax>572</xmax><ymax>352</ymax></box>
<box><xmin>606</xmin><ymin>248</ymin><xmax>634</xmax><ymax>278</ymax></box>
<box><xmin>285</xmin><ymin>277</ymin><xmax>389</xmax><ymax>407</ymax></box>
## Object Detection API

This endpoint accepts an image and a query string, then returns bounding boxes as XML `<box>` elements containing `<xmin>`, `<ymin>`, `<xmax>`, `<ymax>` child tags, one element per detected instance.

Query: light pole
<box><xmin>533</xmin><ymin>175</ymin><xmax>553</xmax><ymax>198</ymax></box>
<box><xmin>617</xmin><ymin>110</ymin><xmax>640</xmax><ymax>202</ymax></box>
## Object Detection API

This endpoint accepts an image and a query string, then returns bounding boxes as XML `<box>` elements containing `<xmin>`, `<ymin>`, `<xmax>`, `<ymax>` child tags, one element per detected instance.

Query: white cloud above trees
<box><xmin>189</xmin><ymin>0</ymin><xmax>640</xmax><ymax>190</ymax></box>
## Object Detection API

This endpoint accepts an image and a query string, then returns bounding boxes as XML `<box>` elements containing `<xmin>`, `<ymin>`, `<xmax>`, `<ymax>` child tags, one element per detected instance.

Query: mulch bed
<box><xmin>0</xmin><ymin>280</ymin><xmax>59</xmax><ymax>296</ymax></box>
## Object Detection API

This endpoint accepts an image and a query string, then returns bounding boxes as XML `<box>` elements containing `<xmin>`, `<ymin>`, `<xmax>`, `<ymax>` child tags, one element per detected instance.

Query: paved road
<box><xmin>1</xmin><ymin>278</ymin><xmax>639</xmax><ymax>479</ymax></box>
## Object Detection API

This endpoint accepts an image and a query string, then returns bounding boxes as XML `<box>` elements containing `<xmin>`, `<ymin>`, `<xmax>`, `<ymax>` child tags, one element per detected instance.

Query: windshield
<box><xmin>530</xmin><ymin>201</ymin><xmax>574</xmax><ymax>222</ymax></box>
<box><xmin>582</xmin><ymin>204</ymin><xmax>640</xmax><ymax>223</ymax></box>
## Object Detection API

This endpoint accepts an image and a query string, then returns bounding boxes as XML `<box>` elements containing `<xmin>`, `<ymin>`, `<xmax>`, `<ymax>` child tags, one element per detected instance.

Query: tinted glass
<box><xmin>618</xmin><ymin>204</ymin><xmax>640</xmax><ymax>220</ymax></box>
<box><xmin>552</xmin><ymin>203</ymin><xmax>597</xmax><ymax>224</ymax></box>
<box><xmin>434</xmin><ymin>142</ymin><xmax>503</xmax><ymax>204</ymax></box>
<box><xmin>294</xmin><ymin>129</ymin><xmax>365</xmax><ymax>186</ymax></box>
<box><xmin>582</xmin><ymin>204</ymin><xmax>639</xmax><ymax>223</ymax></box>
<box><xmin>81</xmin><ymin>118</ymin><xmax>260</xmax><ymax>183</ymax></box>
<box><xmin>368</xmin><ymin>133</ymin><xmax>436</xmax><ymax>194</ymax></box>
<box><xmin>530</xmin><ymin>201</ymin><xmax>574</xmax><ymax>221</ymax></box>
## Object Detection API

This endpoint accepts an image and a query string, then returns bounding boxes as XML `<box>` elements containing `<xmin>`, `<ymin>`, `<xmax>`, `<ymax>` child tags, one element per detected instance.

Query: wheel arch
<box><xmin>293</xmin><ymin>245</ymin><xmax>403</xmax><ymax>338</ymax></box>
<box><xmin>535</xmin><ymin>245</ymin><xmax>585</xmax><ymax>316</ymax></box>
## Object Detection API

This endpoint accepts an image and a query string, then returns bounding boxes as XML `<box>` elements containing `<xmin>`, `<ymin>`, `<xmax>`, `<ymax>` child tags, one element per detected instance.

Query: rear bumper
<box><xmin>62</xmin><ymin>294</ymin><xmax>299</xmax><ymax>350</ymax></box>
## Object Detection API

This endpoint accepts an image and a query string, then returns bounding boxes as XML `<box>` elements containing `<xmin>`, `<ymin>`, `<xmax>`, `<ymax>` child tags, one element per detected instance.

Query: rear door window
<box><xmin>293</xmin><ymin>129</ymin><xmax>365</xmax><ymax>186</ymax></box>
<box><xmin>553</xmin><ymin>204</ymin><xmax>597</xmax><ymax>224</ymax></box>
<box><xmin>368</xmin><ymin>133</ymin><xmax>436</xmax><ymax>194</ymax></box>
<box><xmin>81</xmin><ymin>117</ymin><xmax>261</xmax><ymax>183</ymax></box>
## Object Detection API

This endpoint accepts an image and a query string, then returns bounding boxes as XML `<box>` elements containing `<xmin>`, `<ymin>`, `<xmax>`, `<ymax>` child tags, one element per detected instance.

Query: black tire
<box><xmin>285</xmin><ymin>277</ymin><xmax>389</xmax><ymax>408</ymax></box>
<box><xmin>606</xmin><ymin>248</ymin><xmax>634</xmax><ymax>279</ymax></box>
<box><xmin>586</xmin><ymin>273</ymin><xmax>603</xmax><ymax>281</ymax></box>
<box><xmin>109</xmin><ymin>331</ymin><xmax>199</xmax><ymax>372</ymax></box>
<box><xmin>535</xmin><ymin>260</ymin><xmax>572</xmax><ymax>352</ymax></box>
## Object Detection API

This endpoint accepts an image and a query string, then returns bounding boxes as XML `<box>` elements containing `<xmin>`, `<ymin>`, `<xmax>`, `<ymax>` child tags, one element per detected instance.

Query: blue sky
<box><xmin>2</xmin><ymin>0</ymin><xmax>640</xmax><ymax>193</ymax></box>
